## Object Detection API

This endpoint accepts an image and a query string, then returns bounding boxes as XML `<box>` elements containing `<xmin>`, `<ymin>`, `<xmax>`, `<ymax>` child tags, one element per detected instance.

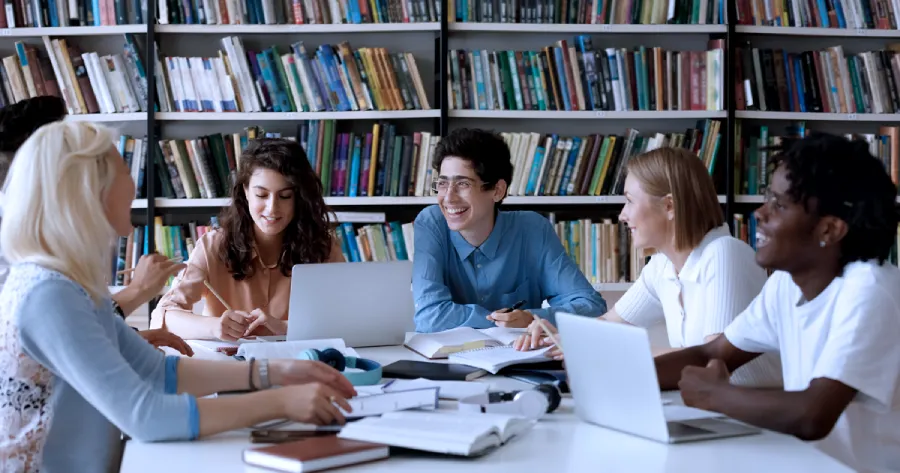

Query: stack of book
<box><xmin>156</xmin><ymin>38</ymin><xmax>431</xmax><ymax>113</ymax></box>
<box><xmin>448</xmin><ymin>38</ymin><xmax>724</xmax><ymax>112</ymax></box>
<box><xmin>500</xmin><ymin>121</ymin><xmax>722</xmax><ymax>197</ymax></box>
<box><xmin>555</xmin><ymin>218</ymin><xmax>644</xmax><ymax>285</ymax></box>
<box><xmin>736</xmin><ymin>44</ymin><xmax>900</xmax><ymax>115</ymax></box>
<box><xmin>334</xmin><ymin>221</ymin><xmax>414</xmax><ymax>262</ymax></box>
<box><xmin>0</xmin><ymin>35</ymin><xmax>148</xmax><ymax>115</ymax></box>
<box><xmin>0</xmin><ymin>0</ymin><xmax>142</xmax><ymax>27</ymax></box>
<box><xmin>451</xmin><ymin>0</ymin><xmax>725</xmax><ymax>24</ymax></box>
<box><xmin>158</xmin><ymin>0</ymin><xmax>441</xmax><ymax>24</ymax></box>
<box><xmin>153</xmin><ymin>122</ymin><xmax>440</xmax><ymax>200</ymax></box>
<box><xmin>734</xmin><ymin>0</ymin><xmax>894</xmax><ymax>28</ymax></box>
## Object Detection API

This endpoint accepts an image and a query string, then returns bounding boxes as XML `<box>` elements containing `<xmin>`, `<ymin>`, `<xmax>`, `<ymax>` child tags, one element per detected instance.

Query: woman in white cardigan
<box><xmin>515</xmin><ymin>146</ymin><xmax>783</xmax><ymax>387</ymax></box>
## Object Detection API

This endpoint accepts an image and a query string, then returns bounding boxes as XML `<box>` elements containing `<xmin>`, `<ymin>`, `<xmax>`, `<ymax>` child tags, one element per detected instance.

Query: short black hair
<box><xmin>0</xmin><ymin>96</ymin><xmax>68</xmax><ymax>153</ymax></box>
<box><xmin>769</xmin><ymin>132</ymin><xmax>898</xmax><ymax>266</ymax></box>
<box><xmin>432</xmin><ymin>128</ymin><xmax>513</xmax><ymax>206</ymax></box>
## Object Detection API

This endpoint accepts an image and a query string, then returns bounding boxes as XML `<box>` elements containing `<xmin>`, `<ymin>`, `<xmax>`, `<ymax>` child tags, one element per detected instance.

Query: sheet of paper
<box><xmin>383</xmin><ymin>378</ymin><xmax>489</xmax><ymax>400</ymax></box>
<box><xmin>478</xmin><ymin>327</ymin><xmax>528</xmax><ymax>345</ymax></box>
<box><xmin>450</xmin><ymin>346</ymin><xmax>552</xmax><ymax>373</ymax></box>
<box><xmin>236</xmin><ymin>339</ymin><xmax>359</xmax><ymax>360</ymax></box>
<box><xmin>663</xmin><ymin>405</ymin><xmax>726</xmax><ymax>422</ymax></box>
<box><xmin>338</xmin><ymin>387</ymin><xmax>439</xmax><ymax>418</ymax></box>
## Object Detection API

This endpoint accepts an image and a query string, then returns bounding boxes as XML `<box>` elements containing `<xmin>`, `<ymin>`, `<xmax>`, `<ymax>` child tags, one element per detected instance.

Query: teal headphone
<box><xmin>298</xmin><ymin>348</ymin><xmax>383</xmax><ymax>386</ymax></box>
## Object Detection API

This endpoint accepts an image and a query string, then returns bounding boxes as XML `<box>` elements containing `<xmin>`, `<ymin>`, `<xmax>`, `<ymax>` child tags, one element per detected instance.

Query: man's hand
<box><xmin>130</xmin><ymin>254</ymin><xmax>186</xmax><ymax>300</ymax></box>
<box><xmin>678</xmin><ymin>359</ymin><xmax>730</xmax><ymax>411</ymax></box>
<box><xmin>140</xmin><ymin>329</ymin><xmax>193</xmax><ymax>356</ymax></box>
<box><xmin>269</xmin><ymin>359</ymin><xmax>357</xmax><ymax>400</ymax></box>
<box><xmin>513</xmin><ymin>319</ymin><xmax>563</xmax><ymax>359</ymax></box>
<box><xmin>244</xmin><ymin>309</ymin><xmax>287</xmax><ymax>337</ymax></box>
<box><xmin>486</xmin><ymin>309</ymin><xmax>533</xmax><ymax>328</ymax></box>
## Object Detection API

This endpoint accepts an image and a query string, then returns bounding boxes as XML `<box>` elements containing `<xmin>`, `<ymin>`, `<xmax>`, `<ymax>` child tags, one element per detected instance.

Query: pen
<box><xmin>500</xmin><ymin>300</ymin><xmax>526</xmax><ymax>313</ymax></box>
<box><xmin>532</xmin><ymin>313</ymin><xmax>563</xmax><ymax>351</ymax></box>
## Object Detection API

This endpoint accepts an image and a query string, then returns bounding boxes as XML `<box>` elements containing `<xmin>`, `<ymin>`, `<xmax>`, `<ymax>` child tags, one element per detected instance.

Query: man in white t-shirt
<box><xmin>654</xmin><ymin>133</ymin><xmax>900</xmax><ymax>473</ymax></box>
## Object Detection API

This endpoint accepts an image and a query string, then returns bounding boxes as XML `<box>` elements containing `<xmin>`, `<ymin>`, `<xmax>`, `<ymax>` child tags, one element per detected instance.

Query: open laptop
<box><xmin>287</xmin><ymin>261</ymin><xmax>416</xmax><ymax>347</ymax></box>
<box><xmin>555</xmin><ymin>312</ymin><xmax>761</xmax><ymax>443</ymax></box>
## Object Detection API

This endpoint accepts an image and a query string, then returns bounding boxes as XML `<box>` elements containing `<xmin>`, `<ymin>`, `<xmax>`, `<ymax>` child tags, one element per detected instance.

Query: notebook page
<box><xmin>478</xmin><ymin>327</ymin><xmax>528</xmax><ymax>345</ymax></box>
<box><xmin>405</xmin><ymin>327</ymin><xmax>502</xmax><ymax>358</ymax></box>
<box><xmin>449</xmin><ymin>346</ymin><xmax>552</xmax><ymax>374</ymax></box>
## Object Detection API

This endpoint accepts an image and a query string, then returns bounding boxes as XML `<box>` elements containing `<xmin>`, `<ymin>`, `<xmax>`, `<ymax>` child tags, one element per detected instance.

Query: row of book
<box><xmin>555</xmin><ymin>218</ymin><xmax>645</xmax><ymax>285</ymax></box>
<box><xmin>153</xmin><ymin>121</ymin><xmax>441</xmax><ymax>200</ymax></box>
<box><xmin>736</xmin><ymin>44</ymin><xmax>900</xmax><ymax>115</ymax></box>
<box><xmin>159</xmin><ymin>0</ymin><xmax>440</xmax><ymax>24</ymax></box>
<box><xmin>118</xmin><ymin>134</ymin><xmax>149</xmax><ymax>199</ymax></box>
<box><xmin>736</xmin><ymin>121</ymin><xmax>900</xmax><ymax>195</ymax></box>
<box><xmin>334</xmin><ymin>221</ymin><xmax>414</xmax><ymax>262</ymax></box>
<box><xmin>450</xmin><ymin>0</ymin><xmax>725</xmax><ymax>24</ymax></box>
<box><xmin>112</xmin><ymin>219</ymin><xmax>217</xmax><ymax>286</ymax></box>
<box><xmin>155</xmin><ymin>37</ymin><xmax>430</xmax><ymax>113</ymax></box>
<box><xmin>0</xmin><ymin>35</ymin><xmax>148</xmax><ymax>115</ymax></box>
<box><xmin>735</xmin><ymin>0</ymin><xmax>897</xmax><ymax>29</ymax></box>
<box><xmin>449</xmin><ymin>39</ymin><xmax>725</xmax><ymax>112</ymax></box>
<box><xmin>0</xmin><ymin>0</ymin><xmax>141</xmax><ymax>28</ymax></box>
<box><xmin>500</xmin><ymin>119</ymin><xmax>721</xmax><ymax>196</ymax></box>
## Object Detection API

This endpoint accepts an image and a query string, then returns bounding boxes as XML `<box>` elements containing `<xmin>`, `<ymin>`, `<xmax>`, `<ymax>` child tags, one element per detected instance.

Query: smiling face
<box><xmin>104</xmin><ymin>147</ymin><xmax>136</xmax><ymax>238</ymax></box>
<box><xmin>436</xmin><ymin>156</ymin><xmax>504</xmax><ymax>234</ymax></box>
<box><xmin>618</xmin><ymin>174</ymin><xmax>671</xmax><ymax>251</ymax></box>
<box><xmin>753</xmin><ymin>165</ymin><xmax>822</xmax><ymax>272</ymax></box>
<box><xmin>245</xmin><ymin>168</ymin><xmax>295</xmax><ymax>238</ymax></box>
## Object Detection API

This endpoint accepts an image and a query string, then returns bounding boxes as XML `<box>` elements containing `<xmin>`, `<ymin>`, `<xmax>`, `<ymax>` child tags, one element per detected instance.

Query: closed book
<box><xmin>382</xmin><ymin>360</ymin><xmax>487</xmax><ymax>381</ymax></box>
<box><xmin>242</xmin><ymin>435</ymin><xmax>388</xmax><ymax>473</ymax></box>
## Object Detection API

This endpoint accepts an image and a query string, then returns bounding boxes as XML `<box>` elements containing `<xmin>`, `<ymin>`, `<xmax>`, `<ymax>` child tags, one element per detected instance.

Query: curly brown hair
<box><xmin>217</xmin><ymin>138</ymin><xmax>333</xmax><ymax>280</ymax></box>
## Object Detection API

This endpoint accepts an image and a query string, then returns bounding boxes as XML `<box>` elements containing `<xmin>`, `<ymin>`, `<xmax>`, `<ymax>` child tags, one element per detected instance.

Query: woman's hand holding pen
<box><xmin>244</xmin><ymin>309</ymin><xmax>287</xmax><ymax>337</ymax></box>
<box><xmin>513</xmin><ymin>319</ymin><xmax>564</xmax><ymax>361</ymax></box>
<box><xmin>486</xmin><ymin>300</ymin><xmax>533</xmax><ymax>328</ymax></box>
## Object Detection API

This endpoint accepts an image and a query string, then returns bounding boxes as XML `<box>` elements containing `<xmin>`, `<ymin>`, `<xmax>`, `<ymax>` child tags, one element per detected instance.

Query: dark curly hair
<box><xmin>432</xmin><ymin>128</ymin><xmax>513</xmax><ymax>208</ymax></box>
<box><xmin>217</xmin><ymin>138</ymin><xmax>333</xmax><ymax>280</ymax></box>
<box><xmin>768</xmin><ymin>132</ymin><xmax>898</xmax><ymax>266</ymax></box>
<box><xmin>0</xmin><ymin>96</ymin><xmax>68</xmax><ymax>182</ymax></box>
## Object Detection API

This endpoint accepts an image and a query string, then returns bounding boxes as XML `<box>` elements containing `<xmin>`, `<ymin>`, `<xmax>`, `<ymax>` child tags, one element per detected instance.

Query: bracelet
<box><xmin>258</xmin><ymin>359</ymin><xmax>271</xmax><ymax>390</ymax></box>
<box><xmin>111</xmin><ymin>300</ymin><xmax>125</xmax><ymax>319</ymax></box>
<box><xmin>248</xmin><ymin>358</ymin><xmax>258</xmax><ymax>391</ymax></box>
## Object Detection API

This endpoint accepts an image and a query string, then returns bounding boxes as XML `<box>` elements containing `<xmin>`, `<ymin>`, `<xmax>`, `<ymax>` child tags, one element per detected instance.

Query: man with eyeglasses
<box><xmin>411</xmin><ymin>128</ymin><xmax>607</xmax><ymax>333</ymax></box>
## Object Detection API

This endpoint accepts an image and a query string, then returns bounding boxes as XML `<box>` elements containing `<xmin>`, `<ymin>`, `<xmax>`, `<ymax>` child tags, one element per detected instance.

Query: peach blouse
<box><xmin>150</xmin><ymin>229</ymin><xmax>343</xmax><ymax>331</ymax></box>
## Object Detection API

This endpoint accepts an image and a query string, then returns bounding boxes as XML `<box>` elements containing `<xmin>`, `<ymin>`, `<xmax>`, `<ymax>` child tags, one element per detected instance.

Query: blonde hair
<box><xmin>0</xmin><ymin>121</ymin><xmax>119</xmax><ymax>303</ymax></box>
<box><xmin>626</xmin><ymin>147</ymin><xmax>724</xmax><ymax>252</ymax></box>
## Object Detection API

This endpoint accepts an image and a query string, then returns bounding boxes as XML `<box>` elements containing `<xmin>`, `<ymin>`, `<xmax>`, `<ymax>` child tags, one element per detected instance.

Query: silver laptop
<box><xmin>287</xmin><ymin>261</ymin><xmax>415</xmax><ymax>347</ymax></box>
<box><xmin>556</xmin><ymin>312</ymin><xmax>761</xmax><ymax>443</ymax></box>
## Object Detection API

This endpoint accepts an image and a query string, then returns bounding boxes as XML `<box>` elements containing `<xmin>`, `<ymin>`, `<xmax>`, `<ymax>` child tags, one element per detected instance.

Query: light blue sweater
<box><xmin>0</xmin><ymin>263</ymin><xmax>199</xmax><ymax>473</ymax></box>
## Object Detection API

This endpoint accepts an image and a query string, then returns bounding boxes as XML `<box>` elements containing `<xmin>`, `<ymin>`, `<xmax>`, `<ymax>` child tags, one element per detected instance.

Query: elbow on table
<box><xmin>793</xmin><ymin>410</ymin><xmax>839</xmax><ymax>442</ymax></box>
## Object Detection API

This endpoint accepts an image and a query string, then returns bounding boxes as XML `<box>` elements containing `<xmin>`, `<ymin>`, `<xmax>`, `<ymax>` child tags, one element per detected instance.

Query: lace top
<box><xmin>0</xmin><ymin>263</ymin><xmax>198</xmax><ymax>473</ymax></box>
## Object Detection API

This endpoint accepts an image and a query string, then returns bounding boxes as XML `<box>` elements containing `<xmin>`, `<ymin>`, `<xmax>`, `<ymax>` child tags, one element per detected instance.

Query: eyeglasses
<box><xmin>431</xmin><ymin>177</ymin><xmax>487</xmax><ymax>196</ymax></box>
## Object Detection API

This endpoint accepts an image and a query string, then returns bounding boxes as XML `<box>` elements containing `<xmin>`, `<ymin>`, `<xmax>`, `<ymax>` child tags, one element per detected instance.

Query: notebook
<box><xmin>381</xmin><ymin>360</ymin><xmax>488</xmax><ymax>381</ymax></box>
<box><xmin>242</xmin><ymin>436</ymin><xmax>388</xmax><ymax>472</ymax></box>
<box><xmin>448</xmin><ymin>346</ymin><xmax>552</xmax><ymax>374</ymax></box>
<box><xmin>337</xmin><ymin>410</ymin><xmax>534</xmax><ymax>457</ymax></box>
<box><xmin>404</xmin><ymin>327</ymin><xmax>528</xmax><ymax>359</ymax></box>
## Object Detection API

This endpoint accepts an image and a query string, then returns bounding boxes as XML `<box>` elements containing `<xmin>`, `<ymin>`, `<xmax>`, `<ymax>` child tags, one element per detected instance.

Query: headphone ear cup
<box><xmin>535</xmin><ymin>384</ymin><xmax>561</xmax><ymax>413</ymax></box>
<box><xmin>298</xmin><ymin>349</ymin><xmax>320</xmax><ymax>362</ymax></box>
<box><xmin>318</xmin><ymin>348</ymin><xmax>346</xmax><ymax>372</ymax></box>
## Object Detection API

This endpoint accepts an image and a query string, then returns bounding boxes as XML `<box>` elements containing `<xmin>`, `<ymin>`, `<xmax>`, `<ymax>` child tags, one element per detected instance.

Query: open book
<box><xmin>404</xmin><ymin>327</ymin><xmax>528</xmax><ymax>359</ymax></box>
<box><xmin>448</xmin><ymin>346</ymin><xmax>552</xmax><ymax>374</ymax></box>
<box><xmin>337</xmin><ymin>410</ymin><xmax>534</xmax><ymax>457</ymax></box>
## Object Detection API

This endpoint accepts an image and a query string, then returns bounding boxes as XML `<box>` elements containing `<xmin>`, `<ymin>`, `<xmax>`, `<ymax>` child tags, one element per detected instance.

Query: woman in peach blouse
<box><xmin>152</xmin><ymin>138</ymin><xmax>344</xmax><ymax>341</ymax></box>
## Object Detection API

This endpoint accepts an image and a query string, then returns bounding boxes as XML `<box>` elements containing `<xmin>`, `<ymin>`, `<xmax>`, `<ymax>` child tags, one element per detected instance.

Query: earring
<box><xmin>819</xmin><ymin>241</ymin><xmax>826</xmax><ymax>248</ymax></box>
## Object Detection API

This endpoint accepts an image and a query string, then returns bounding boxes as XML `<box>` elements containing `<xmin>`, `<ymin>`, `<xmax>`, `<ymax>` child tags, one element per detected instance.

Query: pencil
<box><xmin>115</xmin><ymin>257</ymin><xmax>183</xmax><ymax>275</ymax></box>
<box><xmin>532</xmin><ymin>314</ymin><xmax>563</xmax><ymax>351</ymax></box>
<box><xmin>203</xmin><ymin>280</ymin><xmax>232</xmax><ymax>312</ymax></box>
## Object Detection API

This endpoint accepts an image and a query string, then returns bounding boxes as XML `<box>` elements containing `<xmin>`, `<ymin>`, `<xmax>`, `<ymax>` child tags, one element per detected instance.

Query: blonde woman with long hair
<box><xmin>514</xmin><ymin>147</ymin><xmax>783</xmax><ymax>388</ymax></box>
<box><xmin>0</xmin><ymin>121</ymin><xmax>356</xmax><ymax>473</ymax></box>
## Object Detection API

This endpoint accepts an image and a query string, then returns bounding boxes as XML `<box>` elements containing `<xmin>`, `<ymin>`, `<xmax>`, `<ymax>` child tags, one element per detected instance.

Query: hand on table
<box><xmin>486</xmin><ymin>309</ymin><xmax>534</xmax><ymax>328</ymax></box>
<box><xmin>513</xmin><ymin>319</ymin><xmax>564</xmax><ymax>360</ymax></box>
<box><xmin>270</xmin><ymin>359</ymin><xmax>357</xmax><ymax>399</ymax></box>
<box><xmin>212</xmin><ymin>310</ymin><xmax>252</xmax><ymax>341</ymax></box>
<box><xmin>279</xmin><ymin>383</ymin><xmax>353</xmax><ymax>425</ymax></box>
<box><xmin>678</xmin><ymin>359</ymin><xmax>730</xmax><ymax>411</ymax></box>
<box><xmin>244</xmin><ymin>309</ymin><xmax>287</xmax><ymax>337</ymax></box>
<box><xmin>140</xmin><ymin>329</ymin><xmax>194</xmax><ymax>356</ymax></box>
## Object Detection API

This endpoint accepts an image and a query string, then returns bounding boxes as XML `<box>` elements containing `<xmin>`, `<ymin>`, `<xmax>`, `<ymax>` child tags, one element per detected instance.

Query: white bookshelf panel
<box><xmin>450</xmin><ymin>110</ymin><xmax>727</xmax><ymax>119</ymax></box>
<box><xmin>0</xmin><ymin>25</ymin><xmax>146</xmax><ymax>37</ymax></box>
<box><xmin>736</xmin><ymin>25</ymin><xmax>900</xmax><ymax>38</ymax></box>
<box><xmin>156</xmin><ymin>111</ymin><xmax>440</xmax><ymax>121</ymax></box>
<box><xmin>450</xmin><ymin>23</ymin><xmax>726</xmax><ymax>34</ymax></box>
<box><xmin>737</xmin><ymin>111</ymin><xmax>900</xmax><ymax>122</ymax></box>
<box><xmin>66</xmin><ymin>113</ymin><xmax>147</xmax><ymax>122</ymax></box>
<box><xmin>156</xmin><ymin>23</ymin><xmax>440</xmax><ymax>34</ymax></box>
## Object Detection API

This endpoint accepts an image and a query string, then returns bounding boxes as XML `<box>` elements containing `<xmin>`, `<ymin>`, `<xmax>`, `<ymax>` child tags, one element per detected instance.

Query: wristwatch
<box><xmin>257</xmin><ymin>359</ymin><xmax>271</xmax><ymax>390</ymax></box>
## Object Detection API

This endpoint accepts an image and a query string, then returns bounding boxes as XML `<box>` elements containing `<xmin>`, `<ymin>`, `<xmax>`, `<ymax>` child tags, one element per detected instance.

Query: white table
<box><xmin>119</xmin><ymin>343</ymin><xmax>853</xmax><ymax>473</ymax></box>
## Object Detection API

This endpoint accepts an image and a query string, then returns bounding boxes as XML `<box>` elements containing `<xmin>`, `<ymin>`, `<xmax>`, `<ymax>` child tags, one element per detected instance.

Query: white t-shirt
<box><xmin>725</xmin><ymin>261</ymin><xmax>900</xmax><ymax>473</ymax></box>
<box><xmin>615</xmin><ymin>224</ymin><xmax>783</xmax><ymax>387</ymax></box>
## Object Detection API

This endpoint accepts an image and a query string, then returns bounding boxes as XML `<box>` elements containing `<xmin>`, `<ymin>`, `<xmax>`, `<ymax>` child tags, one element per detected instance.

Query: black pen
<box><xmin>500</xmin><ymin>300</ymin><xmax>526</xmax><ymax>313</ymax></box>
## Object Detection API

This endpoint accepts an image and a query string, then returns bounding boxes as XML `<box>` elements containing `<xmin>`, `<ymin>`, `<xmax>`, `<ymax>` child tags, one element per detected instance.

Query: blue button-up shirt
<box><xmin>412</xmin><ymin>205</ymin><xmax>607</xmax><ymax>333</ymax></box>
